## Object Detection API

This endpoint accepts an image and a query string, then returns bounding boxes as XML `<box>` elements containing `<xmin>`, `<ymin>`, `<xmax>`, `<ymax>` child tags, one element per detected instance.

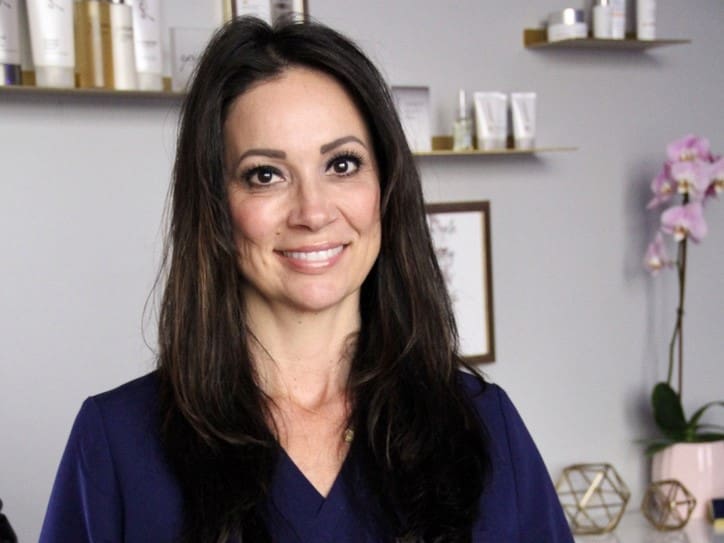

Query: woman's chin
<box><xmin>282</xmin><ymin>286</ymin><xmax>360</xmax><ymax>315</ymax></box>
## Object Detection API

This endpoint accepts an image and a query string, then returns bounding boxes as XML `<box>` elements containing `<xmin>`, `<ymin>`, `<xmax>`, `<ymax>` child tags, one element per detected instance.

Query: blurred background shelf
<box><xmin>0</xmin><ymin>84</ymin><xmax>184</xmax><ymax>100</ymax></box>
<box><xmin>413</xmin><ymin>135</ymin><xmax>577</xmax><ymax>157</ymax></box>
<box><xmin>523</xmin><ymin>28</ymin><xmax>691</xmax><ymax>50</ymax></box>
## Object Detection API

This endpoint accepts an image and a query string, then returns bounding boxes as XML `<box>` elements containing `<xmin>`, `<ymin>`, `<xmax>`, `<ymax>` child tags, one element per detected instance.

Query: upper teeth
<box><xmin>283</xmin><ymin>246</ymin><xmax>343</xmax><ymax>261</ymax></box>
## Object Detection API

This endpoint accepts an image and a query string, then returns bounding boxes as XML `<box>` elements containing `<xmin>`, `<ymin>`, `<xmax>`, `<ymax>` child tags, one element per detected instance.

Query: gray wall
<box><xmin>1</xmin><ymin>1</ymin><xmax>722</xmax><ymax>540</ymax></box>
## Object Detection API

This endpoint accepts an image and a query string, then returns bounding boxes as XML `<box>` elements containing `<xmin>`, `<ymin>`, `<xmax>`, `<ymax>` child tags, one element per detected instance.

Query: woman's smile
<box><xmin>278</xmin><ymin>243</ymin><xmax>347</xmax><ymax>271</ymax></box>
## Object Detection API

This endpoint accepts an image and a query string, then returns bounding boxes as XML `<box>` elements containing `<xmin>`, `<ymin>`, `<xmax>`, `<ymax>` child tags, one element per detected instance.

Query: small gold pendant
<box><xmin>343</xmin><ymin>427</ymin><xmax>355</xmax><ymax>443</ymax></box>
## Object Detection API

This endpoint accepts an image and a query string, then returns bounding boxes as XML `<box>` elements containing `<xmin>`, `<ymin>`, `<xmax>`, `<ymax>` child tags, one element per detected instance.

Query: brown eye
<box><xmin>326</xmin><ymin>153</ymin><xmax>362</xmax><ymax>177</ymax></box>
<box><xmin>333</xmin><ymin>160</ymin><xmax>350</xmax><ymax>174</ymax></box>
<box><xmin>256</xmin><ymin>168</ymin><xmax>275</xmax><ymax>183</ymax></box>
<box><xmin>242</xmin><ymin>166</ymin><xmax>284</xmax><ymax>186</ymax></box>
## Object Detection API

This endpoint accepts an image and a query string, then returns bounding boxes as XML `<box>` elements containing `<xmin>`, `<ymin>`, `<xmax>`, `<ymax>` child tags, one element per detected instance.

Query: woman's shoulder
<box><xmin>456</xmin><ymin>369</ymin><xmax>510</xmax><ymax>420</ymax></box>
<box><xmin>42</xmin><ymin>371</ymin><xmax>183</xmax><ymax>541</ymax></box>
<box><xmin>455</xmin><ymin>369</ymin><xmax>531</xmax><ymax>447</ymax></box>
<box><xmin>74</xmin><ymin>370</ymin><xmax>175</xmax><ymax>495</ymax></box>
<box><xmin>90</xmin><ymin>370</ymin><xmax>160</xmax><ymax>412</ymax></box>
<box><xmin>75</xmin><ymin>371</ymin><xmax>162</xmax><ymax>452</ymax></box>
<box><xmin>457</xmin><ymin>370</ymin><xmax>575</xmax><ymax>542</ymax></box>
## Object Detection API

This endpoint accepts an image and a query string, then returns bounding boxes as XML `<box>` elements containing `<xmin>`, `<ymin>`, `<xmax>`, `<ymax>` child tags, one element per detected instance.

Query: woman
<box><xmin>40</xmin><ymin>17</ymin><xmax>573</xmax><ymax>543</ymax></box>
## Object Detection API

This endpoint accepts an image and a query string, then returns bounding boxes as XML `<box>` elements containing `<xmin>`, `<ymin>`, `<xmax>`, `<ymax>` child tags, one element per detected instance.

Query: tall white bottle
<box><xmin>636</xmin><ymin>0</ymin><xmax>656</xmax><ymax>40</ymax></box>
<box><xmin>593</xmin><ymin>0</ymin><xmax>614</xmax><ymax>39</ymax></box>
<box><xmin>610</xmin><ymin>0</ymin><xmax>626</xmax><ymax>39</ymax></box>
<box><xmin>0</xmin><ymin>0</ymin><xmax>22</xmax><ymax>85</ymax></box>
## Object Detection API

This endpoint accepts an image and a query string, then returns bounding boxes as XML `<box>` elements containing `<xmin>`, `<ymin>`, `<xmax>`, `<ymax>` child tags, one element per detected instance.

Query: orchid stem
<box><xmin>667</xmin><ymin>193</ymin><xmax>689</xmax><ymax>398</ymax></box>
<box><xmin>678</xmin><ymin>236</ymin><xmax>687</xmax><ymax>398</ymax></box>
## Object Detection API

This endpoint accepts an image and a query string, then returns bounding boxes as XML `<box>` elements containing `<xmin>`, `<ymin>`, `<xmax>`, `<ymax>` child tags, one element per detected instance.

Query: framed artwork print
<box><xmin>426</xmin><ymin>201</ymin><xmax>496</xmax><ymax>363</ymax></box>
<box><xmin>222</xmin><ymin>0</ymin><xmax>308</xmax><ymax>24</ymax></box>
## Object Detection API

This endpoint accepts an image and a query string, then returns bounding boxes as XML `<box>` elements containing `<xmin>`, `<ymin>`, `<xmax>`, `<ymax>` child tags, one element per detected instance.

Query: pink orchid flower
<box><xmin>670</xmin><ymin>160</ymin><xmax>711</xmax><ymax>200</ymax></box>
<box><xmin>644</xmin><ymin>233</ymin><xmax>673</xmax><ymax>275</ymax></box>
<box><xmin>661</xmin><ymin>202</ymin><xmax>708</xmax><ymax>243</ymax></box>
<box><xmin>666</xmin><ymin>134</ymin><xmax>712</xmax><ymax>163</ymax></box>
<box><xmin>647</xmin><ymin>163</ymin><xmax>676</xmax><ymax>209</ymax></box>
<box><xmin>707</xmin><ymin>157</ymin><xmax>724</xmax><ymax>198</ymax></box>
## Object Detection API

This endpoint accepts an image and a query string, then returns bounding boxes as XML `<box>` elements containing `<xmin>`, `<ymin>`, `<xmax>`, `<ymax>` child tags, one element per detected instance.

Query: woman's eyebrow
<box><xmin>237</xmin><ymin>148</ymin><xmax>287</xmax><ymax>162</ymax></box>
<box><xmin>231</xmin><ymin>148</ymin><xmax>286</xmax><ymax>172</ymax></box>
<box><xmin>320</xmin><ymin>136</ymin><xmax>366</xmax><ymax>154</ymax></box>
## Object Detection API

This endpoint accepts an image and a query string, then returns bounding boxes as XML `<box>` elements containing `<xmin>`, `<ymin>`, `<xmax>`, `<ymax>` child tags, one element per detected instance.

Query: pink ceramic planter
<box><xmin>651</xmin><ymin>441</ymin><xmax>724</xmax><ymax>519</ymax></box>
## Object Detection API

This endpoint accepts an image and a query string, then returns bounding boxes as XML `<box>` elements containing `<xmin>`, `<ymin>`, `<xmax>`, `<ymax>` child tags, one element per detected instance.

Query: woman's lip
<box><xmin>278</xmin><ymin>242</ymin><xmax>347</xmax><ymax>253</ymax></box>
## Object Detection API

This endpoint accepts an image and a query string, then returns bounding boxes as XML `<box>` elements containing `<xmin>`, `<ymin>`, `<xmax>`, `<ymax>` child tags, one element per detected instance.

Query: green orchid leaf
<box><xmin>652</xmin><ymin>382</ymin><xmax>687</xmax><ymax>437</ymax></box>
<box><xmin>688</xmin><ymin>401</ymin><xmax>724</xmax><ymax>428</ymax></box>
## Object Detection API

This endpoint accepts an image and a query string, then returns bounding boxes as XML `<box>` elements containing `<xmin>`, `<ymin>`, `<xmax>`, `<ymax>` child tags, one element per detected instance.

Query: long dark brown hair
<box><xmin>157</xmin><ymin>16</ymin><xmax>489</xmax><ymax>542</ymax></box>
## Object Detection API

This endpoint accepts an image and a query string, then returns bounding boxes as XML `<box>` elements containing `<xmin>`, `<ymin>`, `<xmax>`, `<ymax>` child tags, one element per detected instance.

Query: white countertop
<box><xmin>574</xmin><ymin>513</ymin><xmax>724</xmax><ymax>543</ymax></box>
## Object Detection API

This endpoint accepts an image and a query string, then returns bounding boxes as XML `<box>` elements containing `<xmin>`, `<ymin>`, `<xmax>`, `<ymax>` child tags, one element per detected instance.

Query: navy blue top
<box><xmin>39</xmin><ymin>372</ymin><xmax>573</xmax><ymax>542</ymax></box>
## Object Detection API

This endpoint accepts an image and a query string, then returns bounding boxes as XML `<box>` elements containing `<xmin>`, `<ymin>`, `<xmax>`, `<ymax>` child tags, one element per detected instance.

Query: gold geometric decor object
<box><xmin>555</xmin><ymin>463</ymin><xmax>631</xmax><ymax>535</ymax></box>
<box><xmin>642</xmin><ymin>479</ymin><xmax>697</xmax><ymax>530</ymax></box>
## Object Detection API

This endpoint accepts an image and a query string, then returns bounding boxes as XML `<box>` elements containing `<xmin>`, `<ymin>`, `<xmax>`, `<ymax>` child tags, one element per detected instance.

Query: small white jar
<box><xmin>547</xmin><ymin>9</ymin><xmax>588</xmax><ymax>42</ymax></box>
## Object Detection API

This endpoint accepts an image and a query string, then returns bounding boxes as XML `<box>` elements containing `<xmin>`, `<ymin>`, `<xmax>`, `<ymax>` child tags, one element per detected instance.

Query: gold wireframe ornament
<box><xmin>555</xmin><ymin>463</ymin><xmax>631</xmax><ymax>535</ymax></box>
<box><xmin>642</xmin><ymin>479</ymin><xmax>697</xmax><ymax>530</ymax></box>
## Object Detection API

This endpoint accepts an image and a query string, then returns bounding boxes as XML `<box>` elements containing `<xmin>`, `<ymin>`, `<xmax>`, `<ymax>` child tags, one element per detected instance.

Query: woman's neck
<box><xmin>245</xmin><ymin>296</ymin><xmax>359</xmax><ymax>409</ymax></box>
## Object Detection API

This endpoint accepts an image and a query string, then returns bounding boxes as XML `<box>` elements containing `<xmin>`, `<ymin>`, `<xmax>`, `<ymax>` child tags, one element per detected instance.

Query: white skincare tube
<box><xmin>27</xmin><ymin>0</ymin><xmax>75</xmax><ymax>88</ymax></box>
<box><xmin>511</xmin><ymin>92</ymin><xmax>537</xmax><ymax>150</ymax></box>
<box><xmin>636</xmin><ymin>0</ymin><xmax>656</xmax><ymax>40</ymax></box>
<box><xmin>127</xmin><ymin>0</ymin><xmax>162</xmax><ymax>90</ymax></box>
<box><xmin>473</xmin><ymin>92</ymin><xmax>508</xmax><ymax>151</ymax></box>
<box><xmin>26</xmin><ymin>0</ymin><xmax>75</xmax><ymax>87</ymax></box>
<box><xmin>0</xmin><ymin>0</ymin><xmax>22</xmax><ymax>85</ymax></box>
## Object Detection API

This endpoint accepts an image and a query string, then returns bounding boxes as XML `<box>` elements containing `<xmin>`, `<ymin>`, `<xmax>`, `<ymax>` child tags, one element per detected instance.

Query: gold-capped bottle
<box><xmin>74</xmin><ymin>0</ymin><xmax>104</xmax><ymax>88</ymax></box>
<box><xmin>100</xmin><ymin>0</ymin><xmax>137</xmax><ymax>90</ymax></box>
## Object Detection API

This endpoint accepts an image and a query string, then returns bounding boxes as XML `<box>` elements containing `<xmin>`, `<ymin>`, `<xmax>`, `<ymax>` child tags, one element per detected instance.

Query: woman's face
<box><xmin>223</xmin><ymin>67</ymin><xmax>381</xmax><ymax>316</ymax></box>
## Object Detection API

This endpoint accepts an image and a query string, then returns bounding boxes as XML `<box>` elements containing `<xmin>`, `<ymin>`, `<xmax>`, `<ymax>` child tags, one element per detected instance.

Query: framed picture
<box><xmin>222</xmin><ymin>0</ymin><xmax>308</xmax><ymax>24</ymax></box>
<box><xmin>169</xmin><ymin>27</ymin><xmax>216</xmax><ymax>92</ymax></box>
<box><xmin>426</xmin><ymin>201</ymin><xmax>496</xmax><ymax>363</ymax></box>
<box><xmin>390</xmin><ymin>86</ymin><xmax>432</xmax><ymax>153</ymax></box>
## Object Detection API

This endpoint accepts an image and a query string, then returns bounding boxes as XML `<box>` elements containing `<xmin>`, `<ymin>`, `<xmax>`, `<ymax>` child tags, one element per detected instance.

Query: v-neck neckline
<box><xmin>268</xmin><ymin>447</ymin><xmax>354</xmax><ymax>541</ymax></box>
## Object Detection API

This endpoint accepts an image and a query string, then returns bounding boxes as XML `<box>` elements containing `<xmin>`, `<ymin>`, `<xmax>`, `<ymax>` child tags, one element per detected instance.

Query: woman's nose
<box><xmin>287</xmin><ymin>176</ymin><xmax>338</xmax><ymax>231</ymax></box>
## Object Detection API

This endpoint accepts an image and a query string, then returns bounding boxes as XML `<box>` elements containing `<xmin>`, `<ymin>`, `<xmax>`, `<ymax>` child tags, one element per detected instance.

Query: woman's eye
<box><xmin>242</xmin><ymin>166</ymin><xmax>283</xmax><ymax>186</ymax></box>
<box><xmin>327</xmin><ymin>154</ymin><xmax>361</xmax><ymax>176</ymax></box>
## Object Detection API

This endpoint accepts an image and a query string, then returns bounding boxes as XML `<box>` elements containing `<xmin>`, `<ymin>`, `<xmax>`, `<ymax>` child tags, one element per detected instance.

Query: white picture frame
<box><xmin>391</xmin><ymin>85</ymin><xmax>432</xmax><ymax>153</ymax></box>
<box><xmin>169</xmin><ymin>27</ymin><xmax>215</xmax><ymax>92</ymax></box>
